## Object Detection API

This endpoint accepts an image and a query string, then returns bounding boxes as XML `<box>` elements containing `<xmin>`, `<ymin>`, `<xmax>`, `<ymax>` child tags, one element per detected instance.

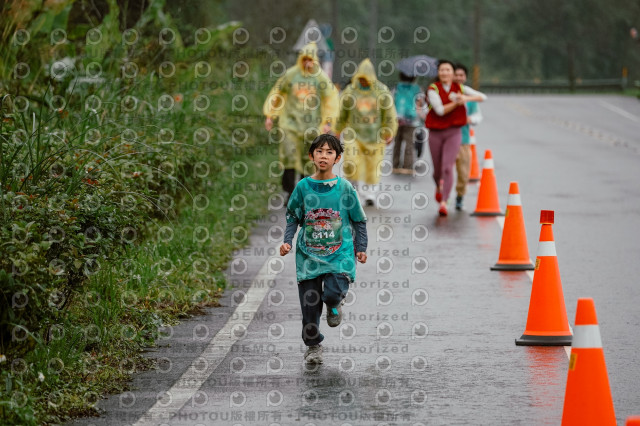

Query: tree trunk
<box><xmin>368</xmin><ymin>0</ymin><xmax>378</xmax><ymax>64</ymax></box>
<box><xmin>473</xmin><ymin>0</ymin><xmax>482</xmax><ymax>89</ymax></box>
<box><xmin>567</xmin><ymin>42</ymin><xmax>576</xmax><ymax>93</ymax></box>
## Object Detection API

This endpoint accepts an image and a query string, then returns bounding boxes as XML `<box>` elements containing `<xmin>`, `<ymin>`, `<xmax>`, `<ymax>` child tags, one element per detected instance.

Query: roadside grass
<box><xmin>0</xmin><ymin>3</ymin><xmax>286</xmax><ymax>420</ymax></box>
<box><xmin>0</xmin><ymin>147</ymin><xmax>278</xmax><ymax>424</ymax></box>
<box><xmin>0</xmin><ymin>20</ymin><xmax>279</xmax><ymax>424</ymax></box>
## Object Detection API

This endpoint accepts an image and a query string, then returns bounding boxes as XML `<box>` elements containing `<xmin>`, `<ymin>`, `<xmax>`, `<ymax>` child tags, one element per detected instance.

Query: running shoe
<box><xmin>438</xmin><ymin>204</ymin><xmax>448</xmax><ymax>216</ymax></box>
<box><xmin>304</xmin><ymin>344</ymin><xmax>323</xmax><ymax>364</ymax></box>
<box><xmin>435</xmin><ymin>180</ymin><xmax>444</xmax><ymax>202</ymax></box>
<box><xmin>364</xmin><ymin>194</ymin><xmax>376</xmax><ymax>207</ymax></box>
<box><xmin>455</xmin><ymin>195</ymin><xmax>463</xmax><ymax>210</ymax></box>
<box><xmin>327</xmin><ymin>299</ymin><xmax>344</xmax><ymax>327</ymax></box>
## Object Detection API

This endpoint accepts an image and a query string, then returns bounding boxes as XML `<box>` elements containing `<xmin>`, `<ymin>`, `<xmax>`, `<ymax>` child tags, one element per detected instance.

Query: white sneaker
<box><xmin>304</xmin><ymin>344</ymin><xmax>323</xmax><ymax>364</ymax></box>
<box><xmin>364</xmin><ymin>193</ymin><xmax>376</xmax><ymax>207</ymax></box>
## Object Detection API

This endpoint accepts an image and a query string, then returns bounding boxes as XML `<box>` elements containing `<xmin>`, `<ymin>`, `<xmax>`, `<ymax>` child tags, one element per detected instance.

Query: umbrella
<box><xmin>396</xmin><ymin>55</ymin><xmax>439</xmax><ymax>78</ymax></box>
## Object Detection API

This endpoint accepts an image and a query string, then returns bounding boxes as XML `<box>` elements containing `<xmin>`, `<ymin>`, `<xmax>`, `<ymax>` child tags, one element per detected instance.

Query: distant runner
<box><xmin>263</xmin><ymin>42</ymin><xmax>339</xmax><ymax>204</ymax></box>
<box><xmin>425</xmin><ymin>59</ymin><xmax>486</xmax><ymax>216</ymax></box>
<box><xmin>336</xmin><ymin>58</ymin><xmax>398</xmax><ymax>207</ymax></box>
<box><xmin>453</xmin><ymin>63</ymin><xmax>486</xmax><ymax>210</ymax></box>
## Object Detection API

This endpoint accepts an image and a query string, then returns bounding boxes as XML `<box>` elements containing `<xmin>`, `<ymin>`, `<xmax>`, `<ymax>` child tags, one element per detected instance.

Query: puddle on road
<box><xmin>496</xmin><ymin>270</ymin><xmax>529</xmax><ymax>298</ymax></box>
<box><xmin>524</xmin><ymin>346</ymin><xmax>567</xmax><ymax>415</ymax></box>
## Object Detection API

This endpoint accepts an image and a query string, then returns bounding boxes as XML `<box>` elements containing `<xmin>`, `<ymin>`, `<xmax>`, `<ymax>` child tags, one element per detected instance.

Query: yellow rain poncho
<box><xmin>336</xmin><ymin>59</ymin><xmax>397</xmax><ymax>186</ymax></box>
<box><xmin>336</xmin><ymin>58</ymin><xmax>398</xmax><ymax>143</ymax></box>
<box><xmin>263</xmin><ymin>42</ymin><xmax>339</xmax><ymax>174</ymax></box>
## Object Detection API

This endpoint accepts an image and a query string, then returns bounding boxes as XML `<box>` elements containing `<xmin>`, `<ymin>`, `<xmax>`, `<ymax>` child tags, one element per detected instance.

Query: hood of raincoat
<box><xmin>296</xmin><ymin>42</ymin><xmax>320</xmax><ymax>76</ymax></box>
<box><xmin>352</xmin><ymin>58</ymin><xmax>377</xmax><ymax>87</ymax></box>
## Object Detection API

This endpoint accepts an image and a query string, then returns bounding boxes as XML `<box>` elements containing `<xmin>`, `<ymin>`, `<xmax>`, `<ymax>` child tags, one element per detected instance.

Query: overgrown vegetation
<box><xmin>212</xmin><ymin>0</ymin><xmax>640</xmax><ymax>84</ymax></box>
<box><xmin>0</xmin><ymin>0</ymin><xmax>277</xmax><ymax>423</ymax></box>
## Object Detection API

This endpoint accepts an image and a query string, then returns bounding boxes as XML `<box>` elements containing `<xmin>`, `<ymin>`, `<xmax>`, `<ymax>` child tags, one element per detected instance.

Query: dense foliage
<box><xmin>199</xmin><ymin>0</ymin><xmax>640</xmax><ymax>84</ymax></box>
<box><xmin>0</xmin><ymin>0</ymin><xmax>276</xmax><ymax>423</ymax></box>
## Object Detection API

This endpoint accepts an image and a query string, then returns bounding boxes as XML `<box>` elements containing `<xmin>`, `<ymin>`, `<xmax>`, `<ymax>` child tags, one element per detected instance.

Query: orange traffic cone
<box><xmin>562</xmin><ymin>298</ymin><xmax>616</xmax><ymax>425</ymax></box>
<box><xmin>491</xmin><ymin>182</ymin><xmax>535</xmax><ymax>270</ymax></box>
<box><xmin>468</xmin><ymin>128</ymin><xmax>480</xmax><ymax>182</ymax></box>
<box><xmin>627</xmin><ymin>417</ymin><xmax>640</xmax><ymax>425</ymax></box>
<box><xmin>470</xmin><ymin>150</ymin><xmax>503</xmax><ymax>216</ymax></box>
<box><xmin>515</xmin><ymin>210</ymin><xmax>572</xmax><ymax>345</ymax></box>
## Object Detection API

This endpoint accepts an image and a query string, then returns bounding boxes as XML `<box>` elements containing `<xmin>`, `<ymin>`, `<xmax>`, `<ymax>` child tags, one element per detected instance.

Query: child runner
<box><xmin>425</xmin><ymin>59</ymin><xmax>486</xmax><ymax>216</ymax></box>
<box><xmin>280</xmin><ymin>134</ymin><xmax>368</xmax><ymax>364</ymax></box>
<box><xmin>453</xmin><ymin>63</ymin><xmax>486</xmax><ymax>210</ymax></box>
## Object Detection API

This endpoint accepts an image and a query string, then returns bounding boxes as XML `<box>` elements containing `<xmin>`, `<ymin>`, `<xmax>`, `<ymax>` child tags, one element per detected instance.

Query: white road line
<box><xmin>599</xmin><ymin>101</ymin><xmax>639</xmax><ymax>122</ymax></box>
<box><xmin>133</xmin><ymin>254</ymin><xmax>276</xmax><ymax>426</ymax></box>
<box><xmin>493</xmin><ymin>217</ymin><xmax>571</xmax><ymax>358</ymax></box>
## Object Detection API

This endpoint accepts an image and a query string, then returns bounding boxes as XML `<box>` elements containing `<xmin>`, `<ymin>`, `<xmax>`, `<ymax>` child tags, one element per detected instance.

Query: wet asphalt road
<box><xmin>69</xmin><ymin>95</ymin><xmax>640</xmax><ymax>425</ymax></box>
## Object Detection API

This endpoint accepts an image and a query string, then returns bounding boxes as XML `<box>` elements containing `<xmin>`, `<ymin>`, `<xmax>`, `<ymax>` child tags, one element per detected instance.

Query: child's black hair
<box><xmin>399</xmin><ymin>72</ymin><xmax>416</xmax><ymax>83</ymax></box>
<box><xmin>454</xmin><ymin>63</ymin><xmax>468</xmax><ymax>76</ymax></box>
<box><xmin>308</xmin><ymin>133</ymin><xmax>344</xmax><ymax>156</ymax></box>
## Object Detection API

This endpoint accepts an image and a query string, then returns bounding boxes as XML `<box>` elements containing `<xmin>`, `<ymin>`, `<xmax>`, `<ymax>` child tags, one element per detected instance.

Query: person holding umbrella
<box><xmin>392</xmin><ymin>71</ymin><xmax>422</xmax><ymax>175</ymax></box>
<box><xmin>396</xmin><ymin>55</ymin><xmax>438</xmax><ymax>164</ymax></box>
<box><xmin>425</xmin><ymin>59</ymin><xmax>486</xmax><ymax>216</ymax></box>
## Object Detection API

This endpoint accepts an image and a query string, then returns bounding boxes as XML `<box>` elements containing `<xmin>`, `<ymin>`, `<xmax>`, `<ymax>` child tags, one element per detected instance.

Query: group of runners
<box><xmin>264</xmin><ymin>41</ymin><xmax>487</xmax><ymax>363</ymax></box>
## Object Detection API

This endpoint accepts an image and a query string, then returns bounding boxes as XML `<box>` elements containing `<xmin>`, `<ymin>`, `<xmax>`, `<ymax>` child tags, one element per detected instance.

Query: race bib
<box><xmin>303</xmin><ymin>208</ymin><xmax>343</xmax><ymax>256</ymax></box>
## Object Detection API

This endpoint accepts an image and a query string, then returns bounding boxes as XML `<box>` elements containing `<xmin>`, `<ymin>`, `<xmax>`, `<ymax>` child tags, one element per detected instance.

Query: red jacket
<box><xmin>425</xmin><ymin>81</ymin><xmax>467</xmax><ymax>130</ymax></box>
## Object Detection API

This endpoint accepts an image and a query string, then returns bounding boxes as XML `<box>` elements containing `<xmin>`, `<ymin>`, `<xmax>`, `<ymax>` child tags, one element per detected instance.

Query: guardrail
<box><xmin>478</xmin><ymin>79</ymin><xmax>626</xmax><ymax>94</ymax></box>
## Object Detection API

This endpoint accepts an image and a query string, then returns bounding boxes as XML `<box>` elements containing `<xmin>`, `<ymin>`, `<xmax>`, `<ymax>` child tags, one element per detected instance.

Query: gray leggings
<box><xmin>428</xmin><ymin>127</ymin><xmax>462</xmax><ymax>202</ymax></box>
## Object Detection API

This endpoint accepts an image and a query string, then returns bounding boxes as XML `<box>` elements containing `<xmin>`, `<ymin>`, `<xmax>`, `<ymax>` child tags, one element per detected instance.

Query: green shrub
<box><xmin>0</xmin><ymin>2</ymin><xmax>278</xmax><ymax>421</ymax></box>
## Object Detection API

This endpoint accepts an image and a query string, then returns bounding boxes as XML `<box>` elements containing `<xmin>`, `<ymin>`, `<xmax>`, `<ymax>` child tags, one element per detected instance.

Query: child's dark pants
<box><xmin>297</xmin><ymin>273</ymin><xmax>350</xmax><ymax>347</ymax></box>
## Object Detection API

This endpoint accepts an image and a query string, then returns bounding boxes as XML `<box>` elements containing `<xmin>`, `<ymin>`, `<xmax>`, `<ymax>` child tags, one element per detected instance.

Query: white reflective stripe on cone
<box><xmin>572</xmin><ymin>325</ymin><xmax>603</xmax><ymax>348</ymax></box>
<box><xmin>536</xmin><ymin>241</ymin><xmax>556</xmax><ymax>256</ymax></box>
<box><xmin>507</xmin><ymin>193</ymin><xmax>522</xmax><ymax>206</ymax></box>
<box><xmin>483</xmin><ymin>159</ymin><xmax>494</xmax><ymax>169</ymax></box>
